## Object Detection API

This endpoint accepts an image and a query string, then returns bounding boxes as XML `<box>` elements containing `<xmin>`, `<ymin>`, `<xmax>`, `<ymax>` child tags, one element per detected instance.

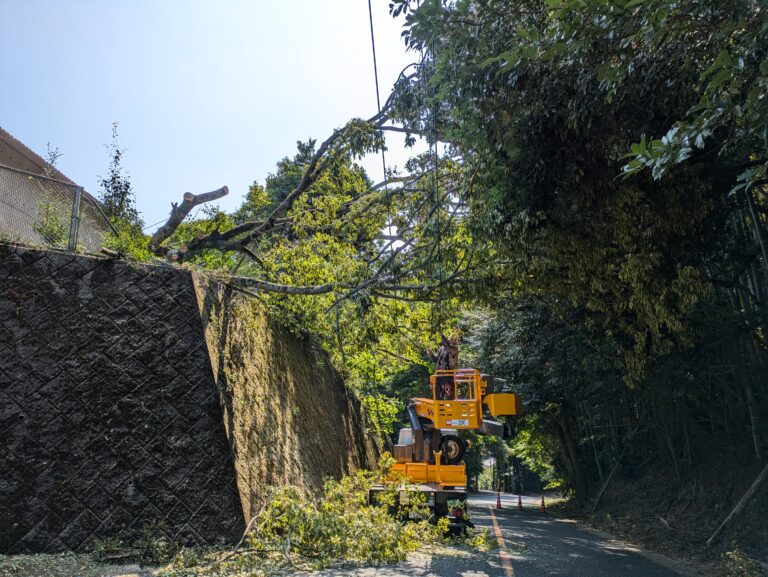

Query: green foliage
<box><xmin>90</xmin><ymin>521</ymin><xmax>179</xmax><ymax>566</ymax></box>
<box><xmin>157</xmin><ymin>457</ymin><xmax>448</xmax><ymax>575</ymax></box>
<box><xmin>602</xmin><ymin>4</ymin><xmax>768</xmax><ymax>194</ymax></box>
<box><xmin>102</xmin><ymin>219</ymin><xmax>154</xmax><ymax>262</ymax></box>
<box><xmin>33</xmin><ymin>146</ymin><xmax>70</xmax><ymax>248</ymax></box>
<box><xmin>217</xmin><ymin>141</ymin><xmax>463</xmax><ymax>428</ymax></box>
<box><xmin>170</xmin><ymin>205</ymin><xmax>238</xmax><ymax>269</ymax></box>
<box><xmin>98</xmin><ymin>122</ymin><xmax>140</xmax><ymax>227</ymax></box>
<box><xmin>477</xmin><ymin>467</ymin><xmax>495</xmax><ymax>491</ymax></box>
<box><xmin>511</xmin><ymin>414</ymin><xmax>564</xmax><ymax>490</ymax></box>
<box><xmin>263</xmin><ymin>140</ymin><xmax>316</xmax><ymax>205</ymax></box>
<box><xmin>33</xmin><ymin>199</ymin><xmax>68</xmax><ymax>248</ymax></box>
<box><xmin>245</xmin><ymin>483</ymin><xmax>430</xmax><ymax>568</ymax></box>
<box><xmin>95</xmin><ymin>122</ymin><xmax>153</xmax><ymax>262</ymax></box>
<box><xmin>721</xmin><ymin>546</ymin><xmax>764</xmax><ymax>577</ymax></box>
<box><xmin>361</xmin><ymin>393</ymin><xmax>400</xmax><ymax>435</ymax></box>
<box><xmin>231</xmin><ymin>183</ymin><xmax>270</xmax><ymax>224</ymax></box>
<box><xmin>89</xmin><ymin>535</ymin><xmax>126</xmax><ymax>561</ymax></box>
<box><xmin>465</xmin><ymin>300</ymin><xmax>639</xmax><ymax>494</ymax></box>
<box><xmin>464</xmin><ymin>527</ymin><xmax>497</xmax><ymax>552</ymax></box>
<box><xmin>390</xmin><ymin>0</ymin><xmax>744</xmax><ymax>383</ymax></box>
<box><xmin>132</xmin><ymin>523</ymin><xmax>180</xmax><ymax>565</ymax></box>
<box><xmin>463</xmin><ymin>286</ymin><xmax>768</xmax><ymax>505</ymax></box>
<box><xmin>463</xmin><ymin>430</ymin><xmax>506</xmax><ymax>490</ymax></box>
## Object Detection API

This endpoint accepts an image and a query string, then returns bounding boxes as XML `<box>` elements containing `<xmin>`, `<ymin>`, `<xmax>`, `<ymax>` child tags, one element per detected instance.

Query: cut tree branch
<box><xmin>379</xmin><ymin>124</ymin><xmax>457</xmax><ymax>145</ymax></box>
<box><xmin>149</xmin><ymin>186</ymin><xmax>229</xmax><ymax>253</ymax></box>
<box><xmin>154</xmin><ymin>106</ymin><xmax>398</xmax><ymax>258</ymax></box>
<box><xmin>239</xmin><ymin>106</ymin><xmax>393</xmax><ymax>247</ymax></box>
<box><xmin>230</xmin><ymin>275</ymin><xmax>337</xmax><ymax>295</ymax></box>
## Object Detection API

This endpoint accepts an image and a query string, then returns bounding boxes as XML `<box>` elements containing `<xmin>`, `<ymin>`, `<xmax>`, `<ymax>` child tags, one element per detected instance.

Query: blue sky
<box><xmin>0</xmin><ymin>0</ymin><xmax>419</xmax><ymax>229</ymax></box>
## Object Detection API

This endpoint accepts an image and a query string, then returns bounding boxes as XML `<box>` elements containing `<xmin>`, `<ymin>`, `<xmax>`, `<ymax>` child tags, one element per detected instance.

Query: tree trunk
<box><xmin>590</xmin><ymin>445</ymin><xmax>629</xmax><ymax>516</ymax></box>
<box><xmin>740</xmin><ymin>337</ymin><xmax>765</xmax><ymax>462</ymax></box>
<box><xmin>551</xmin><ymin>404</ymin><xmax>585</xmax><ymax>500</ymax></box>
<box><xmin>587</xmin><ymin>417</ymin><xmax>605</xmax><ymax>485</ymax></box>
<box><xmin>745</xmin><ymin>190</ymin><xmax>768</xmax><ymax>282</ymax></box>
<box><xmin>745</xmin><ymin>379</ymin><xmax>764</xmax><ymax>462</ymax></box>
<box><xmin>652</xmin><ymin>401</ymin><xmax>680</xmax><ymax>481</ymax></box>
<box><xmin>681</xmin><ymin>401</ymin><xmax>691</xmax><ymax>463</ymax></box>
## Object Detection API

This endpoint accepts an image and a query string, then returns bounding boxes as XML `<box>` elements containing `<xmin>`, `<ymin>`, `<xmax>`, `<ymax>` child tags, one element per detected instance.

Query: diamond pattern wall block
<box><xmin>0</xmin><ymin>244</ymin><xmax>244</xmax><ymax>553</ymax></box>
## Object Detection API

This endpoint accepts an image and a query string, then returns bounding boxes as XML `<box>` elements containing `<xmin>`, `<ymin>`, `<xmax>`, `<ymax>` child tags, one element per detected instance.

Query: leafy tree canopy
<box><xmin>388</xmin><ymin>0</ymin><xmax>767</xmax><ymax>382</ymax></box>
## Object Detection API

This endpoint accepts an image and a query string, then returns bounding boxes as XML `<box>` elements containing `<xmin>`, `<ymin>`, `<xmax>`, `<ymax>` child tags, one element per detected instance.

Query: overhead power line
<box><xmin>367</xmin><ymin>0</ymin><xmax>392</xmax><ymax>224</ymax></box>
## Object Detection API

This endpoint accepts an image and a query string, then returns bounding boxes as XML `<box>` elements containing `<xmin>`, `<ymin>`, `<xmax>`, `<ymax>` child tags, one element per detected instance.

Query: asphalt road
<box><xmin>312</xmin><ymin>492</ymin><xmax>701</xmax><ymax>577</ymax></box>
<box><xmin>469</xmin><ymin>491</ymin><xmax>699</xmax><ymax>577</ymax></box>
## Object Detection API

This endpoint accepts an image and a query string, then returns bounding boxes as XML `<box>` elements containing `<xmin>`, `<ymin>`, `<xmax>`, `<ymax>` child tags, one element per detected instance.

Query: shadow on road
<box><xmin>470</xmin><ymin>493</ymin><xmax>697</xmax><ymax>577</ymax></box>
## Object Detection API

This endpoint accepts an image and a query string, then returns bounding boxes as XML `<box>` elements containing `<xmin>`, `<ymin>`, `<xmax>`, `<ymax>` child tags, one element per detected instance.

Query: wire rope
<box><xmin>427</xmin><ymin>1</ymin><xmax>445</xmax><ymax>324</ymax></box>
<box><xmin>367</xmin><ymin>0</ymin><xmax>393</xmax><ymax>233</ymax></box>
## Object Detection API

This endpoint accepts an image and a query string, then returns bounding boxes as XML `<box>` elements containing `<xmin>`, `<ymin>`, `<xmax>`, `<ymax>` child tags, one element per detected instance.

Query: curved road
<box><xmin>313</xmin><ymin>492</ymin><xmax>701</xmax><ymax>577</ymax></box>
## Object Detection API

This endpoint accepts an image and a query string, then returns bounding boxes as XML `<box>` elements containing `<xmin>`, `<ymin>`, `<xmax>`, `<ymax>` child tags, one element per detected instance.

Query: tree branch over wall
<box><xmin>148</xmin><ymin>186</ymin><xmax>229</xmax><ymax>253</ymax></box>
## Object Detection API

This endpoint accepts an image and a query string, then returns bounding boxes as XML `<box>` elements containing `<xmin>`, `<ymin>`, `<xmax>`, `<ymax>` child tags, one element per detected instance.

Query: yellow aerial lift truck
<box><xmin>371</xmin><ymin>368</ymin><xmax>521</xmax><ymax>528</ymax></box>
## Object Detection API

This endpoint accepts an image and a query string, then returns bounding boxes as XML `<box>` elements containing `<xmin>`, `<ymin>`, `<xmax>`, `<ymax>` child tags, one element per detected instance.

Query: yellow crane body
<box><xmin>385</xmin><ymin>369</ymin><xmax>522</xmax><ymax>489</ymax></box>
<box><xmin>483</xmin><ymin>393</ymin><xmax>522</xmax><ymax>419</ymax></box>
<box><xmin>372</xmin><ymin>368</ymin><xmax>522</xmax><ymax>528</ymax></box>
<box><xmin>411</xmin><ymin>369</ymin><xmax>521</xmax><ymax>430</ymax></box>
<box><xmin>389</xmin><ymin>461</ymin><xmax>467</xmax><ymax>488</ymax></box>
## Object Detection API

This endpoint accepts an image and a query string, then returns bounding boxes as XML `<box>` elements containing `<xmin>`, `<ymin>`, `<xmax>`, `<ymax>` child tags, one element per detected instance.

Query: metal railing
<box><xmin>0</xmin><ymin>163</ymin><xmax>112</xmax><ymax>252</ymax></box>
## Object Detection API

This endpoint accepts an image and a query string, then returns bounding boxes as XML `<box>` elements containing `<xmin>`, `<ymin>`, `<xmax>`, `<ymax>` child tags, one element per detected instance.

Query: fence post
<box><xmin>68</xmin><ymin>186</ymin><xmax>83</xmax><ymax>251</ymax></box>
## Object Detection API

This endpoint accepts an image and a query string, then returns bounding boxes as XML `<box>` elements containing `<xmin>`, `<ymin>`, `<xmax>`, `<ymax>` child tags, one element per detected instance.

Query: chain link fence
<box><xmin>0</xmin><ymin>163</ymin><xmax>112</xmax><ymax>252</ymax></box>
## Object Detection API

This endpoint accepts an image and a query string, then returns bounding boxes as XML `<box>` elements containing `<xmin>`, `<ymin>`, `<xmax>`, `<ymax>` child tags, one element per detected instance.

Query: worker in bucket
<box><xmin>429</xmin><ymin>334</ymin><xmax>459</xmax><ymax>399</ymax></box>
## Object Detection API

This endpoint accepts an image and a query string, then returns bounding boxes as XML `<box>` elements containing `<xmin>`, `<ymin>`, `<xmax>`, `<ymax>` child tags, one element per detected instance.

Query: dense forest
<box><xmin>95</xmin><ymin>0</ymin><xmax>767</xmax><ymax>561</ymax></box>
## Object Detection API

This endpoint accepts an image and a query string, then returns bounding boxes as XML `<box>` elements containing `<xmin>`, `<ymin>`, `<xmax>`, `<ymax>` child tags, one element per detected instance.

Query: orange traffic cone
<box><xmin>496</xmin><ymin>491</ymin><xmax>502</xmax><ymax>510</ymax></box>
<box><xmin>540</xmin><ymin>495</ymin><xmax>546</xmax><ymax>512</ymax></box>
<box><xmin>517</xmin><ymin>494</ymin><xmax>523</xmax><ymax>511</ymax></box>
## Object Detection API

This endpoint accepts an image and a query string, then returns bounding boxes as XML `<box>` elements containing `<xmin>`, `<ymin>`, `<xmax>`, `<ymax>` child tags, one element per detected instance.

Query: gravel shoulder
<box><xmin>0</xmin><ymin>553</ymin><xmax>153</xmax><ymax>577</ymax></box>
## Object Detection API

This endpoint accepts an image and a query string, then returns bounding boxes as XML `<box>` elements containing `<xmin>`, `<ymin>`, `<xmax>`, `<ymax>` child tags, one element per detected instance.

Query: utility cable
<box><xmin>428</xmin><ymin>5</ymin><xmax>445</xmax><ymax>324</ymax></box>
<box><xmin>367</xmin><ymin>0</ymin><xmax>393</xmax><ymax>235</ymax></box>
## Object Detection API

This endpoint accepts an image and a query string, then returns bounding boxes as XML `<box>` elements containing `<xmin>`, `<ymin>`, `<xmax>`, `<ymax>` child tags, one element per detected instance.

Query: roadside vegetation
<box><xmin>153</xmin><ymin>457</ymin><xmax>493</xmax><ymax>577</ymax></box>
<box><xmin>1</xmin><ymin>458</ymin><xmax>494</xmax><ymax>577</ymax></box>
